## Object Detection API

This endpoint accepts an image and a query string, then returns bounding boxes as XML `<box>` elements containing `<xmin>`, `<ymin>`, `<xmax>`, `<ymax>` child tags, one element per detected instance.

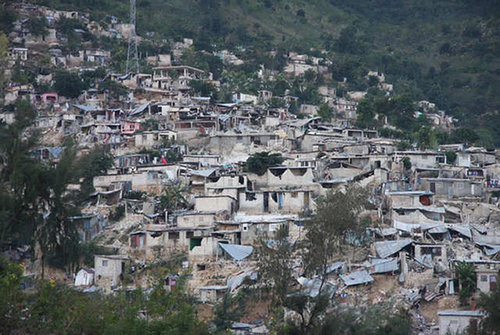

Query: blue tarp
<box><xmin>219</xmin><ymin>243</ymin><xmax>253</xmax><ymax>261</ymax></box>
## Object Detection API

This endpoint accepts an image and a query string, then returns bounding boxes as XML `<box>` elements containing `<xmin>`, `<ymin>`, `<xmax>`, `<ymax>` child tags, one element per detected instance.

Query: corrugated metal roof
<box><xmin>364</xmin><ymin>258</ymin><xmax>398</xmax><ymax>274</ymax></box>
<box><xmin>219</xmin><ymin>243</ymin><xmax>253</xmax><ymax>261</ymax></box>
<box><xmin>191</xmin><ymin>168</ymin><xmax>217</xmax><ymax>178</ymax></box>
<box><xmin>129</xmin><ymin>102</ymin><xmax>149</xmax><ymax>116</ymax></box>
<box><xmin>374</xmin><ymin>239</ymin><xmax>413</xmax><ymax>258</ymax></box>
<box><xmin>342</xmin><ymin>269</ymin><xmax>374</xmax><ymax>286</ymax></box>
<box><xmin>438</xmin><ymin>310</ymin><xmax>484</xmax><ymax>317</ymax></box>
<box><xmin>73</xmin><ymin>104</ymin><xmax>97</xmax><ymax>112</ymax></box>
<box><xmin>447</xmin><ymin>225</ymin><xmax>472</xmax><ymax>239</ymax></box>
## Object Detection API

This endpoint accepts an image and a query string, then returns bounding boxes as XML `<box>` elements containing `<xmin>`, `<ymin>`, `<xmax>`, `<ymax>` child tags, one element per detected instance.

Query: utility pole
<box><xmin>126</xmin><ymin>0</ymin><xmax>139</xmax><ymax>75</ymax></box>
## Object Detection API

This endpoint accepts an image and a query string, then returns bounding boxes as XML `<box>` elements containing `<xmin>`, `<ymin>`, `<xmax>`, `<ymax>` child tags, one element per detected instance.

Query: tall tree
<box><xmin>302</xmin><ymin>185</ymin><xmax>368</xmax><ymax>291</ymax></box>
<box><xmin>256</xmin><ymin>224</ymin><xmax>295</xmax><ymax>306</ymax></box>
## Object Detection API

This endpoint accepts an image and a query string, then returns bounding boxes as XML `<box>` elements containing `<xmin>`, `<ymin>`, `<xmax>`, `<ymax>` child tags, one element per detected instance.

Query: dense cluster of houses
<box><xmin>2</xmin><ymin>3</ymin><xmax>499</xmax><ymax>334</ymax></box>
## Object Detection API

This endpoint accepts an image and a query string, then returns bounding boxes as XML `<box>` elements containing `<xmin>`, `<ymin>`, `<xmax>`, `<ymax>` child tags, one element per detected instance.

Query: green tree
<box><xmin>0</xmin><ymin>101</ymin><xmax>42</xmax><ymax>247</ymax></box>
<box><xmin>38</xmin><ymin>141</ymin><xmax>82</xmax><ymax>274</ymax></box>
<box><xmin>445</xmin><ymin>150</ymin><xmax>457</xmax><ymax>165</ymax></box>
<box><xmin>77</xmin><ymin>145</ymin><xmax>114</xmax><ymax>198</ymax></box>
<box><xmin>478</xmin><ymin>279</ymin><xmax>500</xmax><ymax>335</ymax></box>
<box><xmin>454</xmin><ymin>261</ymin><xmax>476</xmax><ymax>306</ymax></box>
<box><xmin>213</xmin><ymin>292</ymin><xmax>246</xmax><ymax>332</ymax></box>
<box><xmin>356</xmin><ymin>98</ymin><xmax>375</xmax><ymax>128</ymax></box>
<box><xmin>450</xmin><ymin>127</ymin><xmax>479</xmax><ymax>146</ymax></box>
<box><xmin>54</xmin><ymin>71</ymin><xmax>84</xmax><ymax>98</ymax></box>
<box><xmin>302</xmin><ymin>185</ymin><xmax>368</xmax><ymax>290</ymax></box>
<box><xmin>256</xmin><ymin>224</ymin><xmax>295</xmax><ymax>306</ymax></box>
<box><xmin>159</xmin><ymin>182</ymin><xmax>190</xmax><ymax>212</ymax></box>
<box><xmin>317</xmin><ymin>103</ymin><xmax>333</xmax><ymax>122</ymax></box>
<box><xmin>27</xmin><ymin>17</ymin><xmax>48</xmax><ymax>37</ymax></box>
<box><xmin>245</xmin><ymin>152</ymin><xmax>284</xmax><ymax>176</ymax></box>
<box><xmin>401</xmin><ymin>157</ymin><xmax>412</xmax><ymax>170</ymax></box>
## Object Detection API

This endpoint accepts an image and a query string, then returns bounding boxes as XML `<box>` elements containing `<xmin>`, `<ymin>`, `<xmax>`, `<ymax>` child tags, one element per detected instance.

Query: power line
<box><xmin>125</xmin><ymin>0</ymin><xmax>139</xmax><ymax>75</ymax></box>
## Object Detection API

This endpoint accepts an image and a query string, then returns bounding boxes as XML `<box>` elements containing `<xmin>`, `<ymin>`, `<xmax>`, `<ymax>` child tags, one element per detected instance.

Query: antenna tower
<box><xmin>126</xmin><ymin>0</ymin><xmax>139</xmax><ymax>74</ymax></box>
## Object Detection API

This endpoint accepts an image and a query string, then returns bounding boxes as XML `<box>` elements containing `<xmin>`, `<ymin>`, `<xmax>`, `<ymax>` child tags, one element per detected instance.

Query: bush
<box><xmin>445</xmin><ymin>150</ymin><xmax>457</xmax><ymax>165</ymax></box>
<box><xmin>245</xmin><ymin>152</ymin><xmax>284</xmax><ymax>176</ymax></box>
<box><xmin>109</xmin><ymin>204</ymin><xmax>125</xmax><ymax>222</ymax></box>
<box><xmin>401</xmin><ymin>157</ymin><xmax>411</xmax><ymax>170</ymax></box>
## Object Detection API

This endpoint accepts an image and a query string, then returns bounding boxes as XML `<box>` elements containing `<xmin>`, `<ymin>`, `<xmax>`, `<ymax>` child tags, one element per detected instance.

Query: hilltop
<box><xmin>29</xmin><ymin>0</ymin><xmax>500</xmax><ymax>145</ymax></box>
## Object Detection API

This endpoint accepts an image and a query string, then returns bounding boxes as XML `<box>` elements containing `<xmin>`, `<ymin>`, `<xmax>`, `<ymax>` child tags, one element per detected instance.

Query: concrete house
<box><xmin>153</xmin><ymin>65</ymin><xmax>207</xmax><ymax>91</ymax></box>
<box><xmin>438</xmin><ymin>310</ymin><xmax>483</xmax><ymax>335</ymax></box>
<box><xmin>386</xmin><ymin>191</ymin><xmax>434</xmax><ymax>208</ymax></box>
<box><xmin>176</xmin><ymin>211</ymin><xmax>217</xmax><ymax>228</ymax></box>
<box><xmin>237</xmin><ymin>214</ymin><xmax>303</xmax><ymax>245</ymax></box>
<box><xmin>130</xmin><ymin>225</ymin><xmax>215</xmax><ymax>258</ymax></box>
<box><xmin>252</xmin><ymin>166</ymin><xmax>318</xmax><ymax>191</ymax></box>
<box><xmin>94</xmin><ymin>255</ymin><xmax>129</xmax><ymax>291</ymax></box>
<box><xmin>414</xmin><ymin>243</ymin><xmax>448</xmax><ymax>263</ymax></box>
<box><xmin>239</xmin><ymin>189</ymin><xmax>313</xmax><ymax>214</ymax></box>
<box><xmin>475</xmin><ymin>263</ymin><xmax>499</xmax><ymax>294</ymax></box>
<box><xmin>209</xmin><ymin>132</ymin><xmax>279</xmax><ymax>154</ymax></box>
<box><xmin>416</xmin><ymin>178</ymin><xmax>484</xmax><ymax>199</ymax></box>
<box><xmin>184</xmin><ymin>154</ymin><xmax>221</xmax><ymax>168</ymax></box>
<box><xmin>134</xmin><ymin>130</ymin><xmax>177</xmax><ymax>149</ymax></box>
<box><xmin>394</xmin><ymin>151</ymin><xmax>446</xmax><ymax>168</ymax></box>
<box><xmin>69</xmin><ymin>213</ymin><xmax>106</xmax><ymax>242</ymax></box>
<box><xmin>195</xmin><ymin>195</ymin><xmax>238</xmax><ymax>214</ymax></box>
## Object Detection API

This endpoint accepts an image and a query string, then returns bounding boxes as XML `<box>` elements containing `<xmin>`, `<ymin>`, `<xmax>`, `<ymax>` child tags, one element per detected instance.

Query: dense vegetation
<box><xmin>0</xmin><ymin>101</ymin><xmax>114</xmax><ymax>273</ymax></box>
<box><xmin>0</xmin><ymin>256</ymin><xmax>208</xmax><ymax>335</ymax></box>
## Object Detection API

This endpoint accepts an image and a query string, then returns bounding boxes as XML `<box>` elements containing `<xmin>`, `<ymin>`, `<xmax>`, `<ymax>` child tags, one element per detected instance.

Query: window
<box><xmin>169</xmin><ymin>232</ymin><xmax>179</xmax><ymax>240</ymax></box>
<box><xmin>481</xmin><ymin>275</ymin><xmax>488</xmax><ymax>282</ymax></box>
<box><xmin>102</xmin><ymin>260</ymin><xmax>108</xmax><ymax>267</ymax></box>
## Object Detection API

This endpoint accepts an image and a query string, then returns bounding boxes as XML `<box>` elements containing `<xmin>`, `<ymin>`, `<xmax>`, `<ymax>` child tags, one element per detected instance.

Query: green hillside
<box><xmin>32</xmin><ymin>0</ymin><xmax>500</xmax><ymax>145</ymax></box>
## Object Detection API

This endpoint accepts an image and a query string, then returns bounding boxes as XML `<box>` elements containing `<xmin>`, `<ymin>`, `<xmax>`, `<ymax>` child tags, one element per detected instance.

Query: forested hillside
<box><xmin>21</xmin><ymin>0</ymin><xmax>500</xmax><ymax>145</ymax></box>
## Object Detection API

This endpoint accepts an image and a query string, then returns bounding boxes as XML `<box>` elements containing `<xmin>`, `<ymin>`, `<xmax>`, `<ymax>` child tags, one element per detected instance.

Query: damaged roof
<box><xmin>364</xmin><ymin>258</ymin><xmax>399</xmax><ymax>274</ymax></box>
<box><xmin>342</xmin><ymin>269</ymin><xmax>374</xmax><ymax>286</ymax></box>
<box><xmin>374</xmin><ymin>239</ymin><xmax>413</xmax><ymax>258</ymax></box>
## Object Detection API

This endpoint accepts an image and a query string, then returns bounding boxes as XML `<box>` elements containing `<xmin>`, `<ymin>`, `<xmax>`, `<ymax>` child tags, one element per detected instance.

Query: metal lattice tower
<box><xmin>126</xmin><ymin>0</ymin><xmax>139</xmax><ymax>74</ymax></box>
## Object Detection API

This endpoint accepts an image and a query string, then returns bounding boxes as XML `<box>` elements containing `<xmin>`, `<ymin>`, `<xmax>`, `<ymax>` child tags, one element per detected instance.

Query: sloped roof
<box><xmin>364</xmin><ymin>258</ymin><xmax>398</xmax><ymax>274</ymax></box>
<box><xmin>73</xmin><ymin>104</ymin><xmax>97</xmax><ymax>112</ymax></box>
<box><xmin>219</xmin><ymin>243</ymin><xmax>253</xmax><ymax>261</ymax></box>
<box><xmin>342</xmin><ymin>269</ymin><xmax>374</xmax><ymax>286</ymax></box>
<box><xmin>190</xmin><ymin>168</ymin><xmax>217</xmax><ymax>178</ymax></box>
<box><xmin>129</xmin><ymin>102</ymin><xmax>149</xmax><ymax>116</ymax></box>
<box><xmin>374</xmin><ymin>239</ymin><xmax>413</xmax><ymax>258</ymax></box>
<box><xmin>447</xmin><ymin>224</ymin><xmax>472</xmax><ymax>239</ymax></box>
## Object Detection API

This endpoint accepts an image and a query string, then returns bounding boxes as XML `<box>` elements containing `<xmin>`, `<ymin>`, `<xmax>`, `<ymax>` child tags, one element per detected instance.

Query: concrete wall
<box><xmin>177</xmin><ymin>213</ymin><xmax>215</xmax><ymax>228</ymax></box>
<box><xmin>419</xmin><ymin>179</ymin><xmax>484</xmax><ymax>198</ymax></box>
<box><xmin>239</xmin><ymin>190</ymin><xmax>313</xmax><ymax>214</ymax></box>
<box><xmin>414</xmin><ymin>244</ymin><xmax>447</xmax><ymax>263</ymax></box>
<box><xmin>476</xmin><ymin>264</ymin><xmax>499</xmax><ymax>294</ymax></box>
<box><xmin>94</xmin><ymin>256</ymin><xmax>126</xmax><ymax>289</ymax></box>
<box><xmin>439</xmin><ymin>314</ymin><xmax>482</xmax><ymax>335</ymax></box>
<box><xmin>389</xmin><ymin>194</ymin><xmax>425</xmax><ymax>208</ymax></box>
<box><xmin>399</xmin><ymin>154</ymin><xmax>443</xmax><ymax>169</ymax></box>
<box><xmin>209</xmin><ymin>134</ymin><xmax>277</xmax><ymax>153</ymax></box>
<box><xmin>189</xmin><ymin>236</ymin><xmax>219</xmax><ymax>259</ymax></box>
<box><xmin>205</xmin><ymin>175</ymin><xmax>246</xmax><ymax>189</ymax></box>
<box><xmin>195</xmin><ymin>196</ymin><xmax>236</xmax><ymax>213</ymax></box>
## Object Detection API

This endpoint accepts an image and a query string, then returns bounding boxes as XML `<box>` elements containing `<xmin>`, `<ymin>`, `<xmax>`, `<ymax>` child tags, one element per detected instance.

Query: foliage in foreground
<box><xmin>0</xmin><ymin>256</ymin><xmax>208</xmax><ymax>335</ymax></box>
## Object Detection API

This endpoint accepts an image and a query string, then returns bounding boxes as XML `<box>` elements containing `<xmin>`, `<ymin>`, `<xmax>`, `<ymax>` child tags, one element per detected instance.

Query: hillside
<box><xmin>24</xmin><ymin>0</ymin><xmax>500</xmax><ymax>145</ymax></box>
